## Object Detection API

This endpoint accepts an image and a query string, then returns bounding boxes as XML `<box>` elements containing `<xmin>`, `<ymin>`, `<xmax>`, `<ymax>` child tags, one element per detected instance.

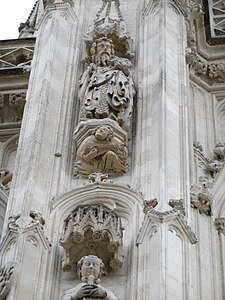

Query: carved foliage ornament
<box><xmin>60</xmin><ymin>204</ymin><xmax>124</xmax><ymax>271</ymax></box>
<box><xmin>186</xmin><ymin>50</ymin><xmax>225</xmax><ymax>85</ymax></box>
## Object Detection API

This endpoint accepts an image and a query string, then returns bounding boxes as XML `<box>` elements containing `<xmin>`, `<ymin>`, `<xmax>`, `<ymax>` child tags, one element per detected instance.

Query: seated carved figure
<box><xmin>75</xmin><ymin>125</ymin><xmax>128</xmax><ymax>176</ymax></box>
<box><xmin>62</xmin><ymin>255</ymin><xmax>118</xmax><ymax>300</ymax></box>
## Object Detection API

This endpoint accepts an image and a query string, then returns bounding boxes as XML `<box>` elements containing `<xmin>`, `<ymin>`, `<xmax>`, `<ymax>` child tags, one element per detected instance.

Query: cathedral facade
<box><xmin>0</xmin><ymin>0</ymin><xmax>225</xmax><ymax>299</ymax></box>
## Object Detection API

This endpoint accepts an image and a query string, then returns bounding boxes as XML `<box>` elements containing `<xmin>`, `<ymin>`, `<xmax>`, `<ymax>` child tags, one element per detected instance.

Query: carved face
<box><xmin>96</xmin><ymin>40</ymin><xmax>112</xmax><ymax>66</ymax></box>
<box><xmin>95</xmin><ymin>126</ymin><xmax>112</xmax><ymax>141</ymax></box>
<box><xmin>81</xmin><ymin>256</ymin><xmax>101</xmax><ymax>278</ymax></box>
<box><xmin>97</xmin><ymin>40</ymin><xmax>112</xmax><ymax>56</ymax></box>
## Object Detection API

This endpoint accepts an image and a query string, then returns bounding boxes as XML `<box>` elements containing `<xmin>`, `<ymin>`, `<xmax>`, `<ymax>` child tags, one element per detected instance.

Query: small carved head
<box><xmin>93</xmin><ymin>125</ymin><xmax>114</xmax><ymax>141</ymax></box>
<box><xmin>77</xmin><ymin>255</ymin><xmax>104</xmax><ymax>280</ymax></box>
<box><xmin>91</xmin><ymin>37</ymin><xmax>115</xmax><ymax>65</ymax></box>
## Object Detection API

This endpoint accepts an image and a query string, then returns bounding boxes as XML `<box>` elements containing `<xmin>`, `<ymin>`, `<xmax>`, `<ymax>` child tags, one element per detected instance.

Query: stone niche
<box><xmin>60</xmin><ymin>203</ymin><xmax>124</xmax><ymax>272</ymax></box>
<box><xmin>73</xmin><ymin>119</ymin><xmax>128</xmax><ymax>177</ymax></box>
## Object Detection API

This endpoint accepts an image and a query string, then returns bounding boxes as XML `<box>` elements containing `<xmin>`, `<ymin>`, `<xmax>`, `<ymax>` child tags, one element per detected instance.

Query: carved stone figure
<box><xmin>75</xmin><ymin>125</ymin><xmax>128</xmax><ymax>176</ymax></box>
<box><xmin>190</xmin><ymin>177</ymin><xmax>213</xmax><ymax>216</ymax></box>
<box><xmin>213</xmin><ymin>143</ymin><xmax>225</xmax><ymax>161</ymax></box>
<box><xmin>62</xmin><ymin>255</ymin><xmax>117</xmax><ymax>300</ymax></box>
<box><xmin>79</xmin><ymin>37</ymin><xmax>134</xmax><ymax>127</ymax></box>
<box><xmin>205</xmin><ymin>160</ymin><xmax>221</xmax><ymax>178</ymax></box>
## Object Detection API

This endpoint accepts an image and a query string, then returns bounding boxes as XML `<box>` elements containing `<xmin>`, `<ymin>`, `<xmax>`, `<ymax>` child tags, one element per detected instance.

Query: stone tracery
<box><xmin>60</xmin><ymin>204</ymin><xmax>124</xmax><ymax>271</ymax></box>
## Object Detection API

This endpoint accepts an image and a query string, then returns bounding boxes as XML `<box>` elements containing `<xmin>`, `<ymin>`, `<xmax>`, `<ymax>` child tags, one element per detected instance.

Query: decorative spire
<box><xmin>95</xmin><ymin>0</ymin><xmax>124</xmax><ymax>25</ymax></box>
<box><xmin>84</xmin><ymin>0</ymin><xmax>133</xmax><ymax>60</ymax></box>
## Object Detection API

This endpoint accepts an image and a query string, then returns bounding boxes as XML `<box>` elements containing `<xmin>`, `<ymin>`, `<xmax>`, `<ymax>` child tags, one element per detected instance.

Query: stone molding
<box><xmin>35</xmin><ymin>1</ymin><xmax>77</xmax><ymax>32</ymax></box>
<box><xmin>0</xmin><ymin>212</ymin><xmax>51</xmax><ymax>254</ymax></box>
<box><xmin>0</xmin><ymin>42</ymin><xmax>34</xmax><ymax>70</ymax></box>
<box><xmin>52</xmin><ymin>182</ymin><xmax>143</xmax><ymax>216</ymax></box>
<box><xmin>137</xmin><ymin>209</ymin><xmax>197</xmax><ymax>245</ymax></box>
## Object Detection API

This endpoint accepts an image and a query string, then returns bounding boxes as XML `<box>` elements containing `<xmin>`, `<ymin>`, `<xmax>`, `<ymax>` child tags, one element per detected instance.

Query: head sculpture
<box><xmin>91</xmin><ymin>37</ymin><xmax>115</xmax><ymax>66</ymax></box>
<box><xmin>93</xmin><ymin>125</ymin><xmax>114</xmax><ymax>142</ymax></box>
<box><xmin>77</xmin><ymin>255</ymin><xmax>104</xmax><ymax>281</ymax></box>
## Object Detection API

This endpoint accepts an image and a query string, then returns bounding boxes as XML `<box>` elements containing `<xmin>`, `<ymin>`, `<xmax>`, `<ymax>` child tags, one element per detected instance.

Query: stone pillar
<box><xmin>135</xmin><ymin>0</ymin><xmax>190</xmax><ymax>210</ymax></box>
<box><xmin>0</xmin><ymin>3</ymin><xmax>82</xmax><ymax>299</ymax></box>
<box><xmin>135</xmin><ymin>1</ymin><xmax>195</xmax><ymax>299</ymax></box>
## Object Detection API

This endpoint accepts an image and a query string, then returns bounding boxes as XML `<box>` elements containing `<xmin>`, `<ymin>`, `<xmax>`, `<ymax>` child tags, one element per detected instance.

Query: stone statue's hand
<box><xmin>72</xmin><ymin>285</ymin><xmax>93</xmax><ymax>299</ymax></box>
<box><xmin>90</xmin><ymin>286</ymin><xmax>107</xmax><ymax>298</ymax></box>
<box><xmin>89</xmin><ymin>63</ymin><xmax>96</xmax><ymax>75</ymax></box>
<box><xmin>83</xmin><ymin>148</ymin><xmax>98</xmax><ymax>161</ymax></box>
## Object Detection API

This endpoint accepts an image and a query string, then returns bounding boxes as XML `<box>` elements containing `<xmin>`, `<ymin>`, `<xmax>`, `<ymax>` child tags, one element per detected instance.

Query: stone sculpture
<box><xmin>190</xmin><ymin>177</ymin><xmax>213</xmax><ymax>216</ymax></box>
<box><xmin>75</xmin><ymin>125</ymin><xmax>128</xmax><ymax>176</ymax></box>
<box><xmin>213</xmin><ymin>143</ymin><xmax>225</xmax><ymax>161</ymax></box>
<box><xmin>60</xmin><ymin>204</ymin><xmax>123</xmax><ymax>271</ymax></box>
<box><xmin>62</xmin><ymin>255</ymin><xmax>117</xmax><ymax>300</ymax></box>
<box><xmin>79</xmin><ymin>37</ymin><xmax>134</xmax><ymax>127</ymax></box>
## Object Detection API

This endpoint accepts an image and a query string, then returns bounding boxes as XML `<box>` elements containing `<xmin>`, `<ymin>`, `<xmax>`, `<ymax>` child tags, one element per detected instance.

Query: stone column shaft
<box><xmin>135</xmin><ymin>1</ymin><xmax>194</xmax><ymax>299</ymax></box>
<box><xmin>136</xmin><ymin>0</ymin><xmax>190</xmax><ymax>211</ymax></box>
<box><xmin>0</xmin><ymin>4</ymin><xmax>82</xmax><ymax>299</ymax></box>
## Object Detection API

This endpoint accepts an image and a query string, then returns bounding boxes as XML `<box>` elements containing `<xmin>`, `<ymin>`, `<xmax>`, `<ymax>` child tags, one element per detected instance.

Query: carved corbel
<box><xmin>74</xmin><ymin>120</ymin><xmax>128</xmax><ymax>177</ymax></box>
<box><xmin>60</xmin><ymin>204</ymin><xmax>124</xmax><ymax>271</ymax></box>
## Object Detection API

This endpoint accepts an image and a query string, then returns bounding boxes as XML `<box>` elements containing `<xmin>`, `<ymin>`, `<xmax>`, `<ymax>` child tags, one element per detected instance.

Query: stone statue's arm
<box><xmin>110</xmin><ymin>57</ymin><xmax>132</xmax><ymax>76</ymax></box>
<box><xmin>90</xmin><ymin>286</ymin><xmax>108</xmax><ymax>298</ymax></box>
<box><xmin>71</xmin><ymin>285</ymin><xmax>108</xmax><ymax>299</ymax></box>
<box><xmin>78</xmin><ymin>64</ymin><xmax>96</xmax><ymax>102</ymax></box>
<box><xmin>115</xmin><ymin>143</ymin><xmax>128</xmax><ymax>158</ymax></box>
<box><xmin>105</xmin><ymin>289</ymin><xmax>118</xmax><ymax>300</ymax></box>
<box><xmin>82</xmin><ymin>147</ymin><xmax>99</xmax><ymax>161</ymax></box>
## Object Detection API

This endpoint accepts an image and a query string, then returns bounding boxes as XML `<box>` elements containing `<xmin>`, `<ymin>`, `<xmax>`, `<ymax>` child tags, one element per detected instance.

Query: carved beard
<box><xmin>96</xmin><ymin>52</ymin><xmax>111</xmax><ymax>66</ymax></box>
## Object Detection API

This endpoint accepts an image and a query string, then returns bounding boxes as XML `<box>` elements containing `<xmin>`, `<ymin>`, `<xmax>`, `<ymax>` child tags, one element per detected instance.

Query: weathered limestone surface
<box><xmin>1</xmin><ymin>0</ymin><xmax>225</xmax><ymax>299</ymax></box>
